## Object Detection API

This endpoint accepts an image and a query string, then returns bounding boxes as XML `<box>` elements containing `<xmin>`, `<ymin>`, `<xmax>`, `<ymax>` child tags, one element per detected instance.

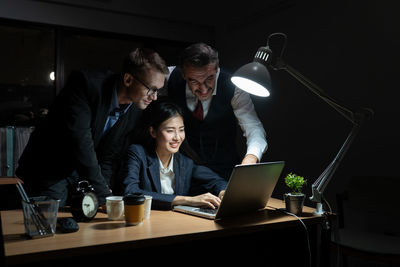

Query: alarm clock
<box><xmin>70</xmin><ymin>180</ymin><xmax>99</xmax><ymax>222</ymax></box>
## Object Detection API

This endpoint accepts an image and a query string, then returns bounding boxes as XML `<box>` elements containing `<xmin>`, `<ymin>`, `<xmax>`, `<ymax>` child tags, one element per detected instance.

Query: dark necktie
<box><xmin>192</xmin><ymin>101</ymin><xmax>203</xmax><ymax>120</ymax></box>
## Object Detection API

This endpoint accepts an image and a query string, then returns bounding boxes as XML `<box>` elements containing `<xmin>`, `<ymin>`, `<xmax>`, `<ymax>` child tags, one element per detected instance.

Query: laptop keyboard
<box><xmin>199</xmin><ymin>208</ymin><xmax>218</xmax><ymax>215</ymax></box>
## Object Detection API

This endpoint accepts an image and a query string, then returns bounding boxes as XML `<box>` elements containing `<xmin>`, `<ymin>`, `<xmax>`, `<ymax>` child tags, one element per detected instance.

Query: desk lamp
<box><xmin>231</xmin><ymin>32</ymin><xmax>373</xmax><ymax>215</ymax></box>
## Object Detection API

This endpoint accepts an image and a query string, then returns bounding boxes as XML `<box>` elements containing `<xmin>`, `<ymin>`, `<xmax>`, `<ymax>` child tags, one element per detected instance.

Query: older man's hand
<box><xmin>241</xmin><ymin>154</ymin><xmax>258</xmax><ymax>165</ymax></box>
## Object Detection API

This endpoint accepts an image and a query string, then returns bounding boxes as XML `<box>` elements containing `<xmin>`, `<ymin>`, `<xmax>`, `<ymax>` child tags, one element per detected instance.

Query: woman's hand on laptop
<box><xmin>218</xmin><ymin>190</ymin><xmax>225</xmax><ymax>200</ymax></box>
<box><xmin>172</xmin><ymin>193</ymin><xmax>221</xmax><ymax>209</ymax></box>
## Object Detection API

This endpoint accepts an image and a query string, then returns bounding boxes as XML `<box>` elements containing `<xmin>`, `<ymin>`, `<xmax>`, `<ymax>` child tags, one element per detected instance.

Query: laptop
<box><xmin>173</xmin><ymin>161</ymin><xmax>285</xmax><ymax>220</ymax></box>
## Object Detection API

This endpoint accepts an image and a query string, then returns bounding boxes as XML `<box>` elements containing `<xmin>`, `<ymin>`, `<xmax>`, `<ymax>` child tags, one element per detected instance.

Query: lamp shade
<box><xmin>231</xmin><ymin>62</ymin><xmax>272</xmax><ymax>97</ymax></box>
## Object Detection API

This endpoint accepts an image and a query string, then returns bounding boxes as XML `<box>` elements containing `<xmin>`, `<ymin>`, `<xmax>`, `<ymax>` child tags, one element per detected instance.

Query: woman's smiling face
<box><xmin>150</xmin><ymin>114</ymin><xmax>185</xmax><ymax>156</ymax></box>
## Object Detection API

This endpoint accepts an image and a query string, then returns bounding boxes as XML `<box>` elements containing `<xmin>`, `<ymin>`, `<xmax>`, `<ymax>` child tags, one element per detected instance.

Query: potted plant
<box><xmin>284</xmin><ymin>173</ymin><xmax>307</xmax><ymax>215</ymax></box>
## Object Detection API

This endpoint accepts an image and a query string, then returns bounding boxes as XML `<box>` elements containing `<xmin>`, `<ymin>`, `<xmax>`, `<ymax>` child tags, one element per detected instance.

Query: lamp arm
<box><xmin>271</xmin><ymin>58</ymin><xmax>373</xmax><ymax>213</ymax></box>
<box><xmin>309</xmin><ymin>121</ymin><xmax>361</xmax><ymax>203</ymax></box>
<box><xmin>273</xmin><ymin>59</ymin><xmax>356</xmax><ymax>124</ymax></box>
<box><xmin>309</xmin><ymin>106</ymin><xmax>372</xmax><ymax>204</ymax></box>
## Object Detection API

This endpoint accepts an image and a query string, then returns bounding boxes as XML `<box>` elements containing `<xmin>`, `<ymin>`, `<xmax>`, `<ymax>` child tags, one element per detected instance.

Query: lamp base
<box><xmin>313</xmin><ymin>202</ymin><xmax>325</xmax><ymax>215</ymax></box>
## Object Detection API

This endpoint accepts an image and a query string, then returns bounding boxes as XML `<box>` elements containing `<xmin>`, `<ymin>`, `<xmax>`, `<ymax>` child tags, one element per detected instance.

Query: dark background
<box><xmin>1</xmin><ymin>0</ymin><xmax>397</xmax><ymax>207</ymax></box>
<box><xmin>1</xmin><ymin>0</ymin><xmax>397</xmax><ymax>211</ymax></box>
<box><xmin>216</xmin><ymin>1</ymin><xmax>397</xmax><ymax>209</ymax></box>
<box><xmin>1</xmin><ymin>1</ymin><xmax>399</xmax><ymax>264</ymax></box>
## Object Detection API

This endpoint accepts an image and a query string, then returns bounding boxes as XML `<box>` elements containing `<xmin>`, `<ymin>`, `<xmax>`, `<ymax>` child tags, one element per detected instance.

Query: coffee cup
<box><xmin>143</xmin><ymin>195</ymin><xmax>152</xmax><ymax>220</ymax></box>
<box><xmin>123</xmin><ymin>193</ymin><xmax>145</xmax><ymax>226</ymax></box>
<box><xmin>106</xmin><ymin>196</ymin><xmax>124</xmax><ymax>220</ymax></box>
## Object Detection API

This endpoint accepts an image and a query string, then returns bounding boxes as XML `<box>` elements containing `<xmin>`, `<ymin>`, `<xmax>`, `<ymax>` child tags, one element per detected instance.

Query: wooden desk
<box><xmin>2</xmin><ymin>198</ymin><xmax>326</xmax><ymax>266</ymax></box>
<box><xmin>0</xmin><ymin>177</ymin><xmax>23</xmax><ymax>185</ymax></box>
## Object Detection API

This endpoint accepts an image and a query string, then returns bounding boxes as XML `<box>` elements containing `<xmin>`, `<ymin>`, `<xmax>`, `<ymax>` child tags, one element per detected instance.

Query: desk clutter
<box><xmin>1</xmin><ymin>198</ymin><xmax>326</xmax><ymax>267</ymax></box>
<box><xmin>12</xmin><ymin>179</ymin><xmax>153</xmax><ymax>239</ymax></box>
<box><xmin>57</xmin><ymin>218</ymin><xmax>79</xmax><ymax>233</ymax></box>
<box><xmin>106</xmin><ymin>194</ymin><xmax>152</xmax><ymax>225</ymax></box>
<box><xmin>15</xmin><ymin>181</ymin><xmax>60</xmax><ymax>238</ymax></box>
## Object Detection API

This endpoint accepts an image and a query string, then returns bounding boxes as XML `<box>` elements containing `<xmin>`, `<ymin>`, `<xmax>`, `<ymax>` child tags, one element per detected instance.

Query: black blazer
<box><xmin>121</xmin><ymin>144</ymin><xmax>227</xmax><ymax>210</ymax></box>
<box><xmin>16</xmin><ymin>70</ymin><xmax>142</xmax><ymax>202</ymax></box>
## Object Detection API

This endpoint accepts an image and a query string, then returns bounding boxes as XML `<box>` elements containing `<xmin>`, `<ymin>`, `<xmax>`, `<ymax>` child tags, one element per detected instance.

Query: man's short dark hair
<box><xmin>122</xmin><ymin>48</ymin><xmax>169</xmax><ymax>78</ymax></box>
<box><xmin>179</xmin><ymin>43</ymin><xmax>219</xmax><ymax>69</ymax></box>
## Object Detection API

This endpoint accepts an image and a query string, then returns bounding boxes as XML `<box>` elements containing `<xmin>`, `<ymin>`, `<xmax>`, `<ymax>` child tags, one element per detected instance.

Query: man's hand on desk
<box><xmin>241</xmin><ymin>154</ymin><xmax>258</xmax><ymax>165</ymax></box>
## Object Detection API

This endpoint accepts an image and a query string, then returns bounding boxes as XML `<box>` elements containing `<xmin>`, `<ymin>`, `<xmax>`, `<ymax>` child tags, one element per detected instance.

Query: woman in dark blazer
<box><xmin>120</xmin><ymin>100</ymin><xmax>227</xmax><ymax>210</ymax></box>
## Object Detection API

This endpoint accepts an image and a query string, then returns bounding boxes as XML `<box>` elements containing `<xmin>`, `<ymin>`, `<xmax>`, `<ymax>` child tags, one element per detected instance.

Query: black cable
<box><xmin>321</xmin><ymin>196</ymin><xmax>343</xmax><ymax>267</ymax></box>
<box><xmin>275</xmin><ymin>207</ymin><xmax>312</xmax><ymax>267</ymax></box>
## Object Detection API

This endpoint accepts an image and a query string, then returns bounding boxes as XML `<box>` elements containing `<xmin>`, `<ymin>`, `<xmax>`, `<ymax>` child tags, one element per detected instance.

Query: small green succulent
<box><xmin>284</xmin><ymin>173</ymin><xmax>307</xmax><ymax>194</ymax></box>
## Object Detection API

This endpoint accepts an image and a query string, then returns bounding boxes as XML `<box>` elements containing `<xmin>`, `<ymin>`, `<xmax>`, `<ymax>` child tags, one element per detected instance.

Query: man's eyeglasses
<box><xmin>134</xmin><ymin>76</ymin><xmax>161</xmax><ymax>96</ymax></box>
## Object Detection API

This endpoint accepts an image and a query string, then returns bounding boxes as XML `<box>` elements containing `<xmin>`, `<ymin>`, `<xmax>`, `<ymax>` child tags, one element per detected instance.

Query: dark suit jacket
<box><xmin>16</xmin><ymin>70</ymin><xmax>142</xmax><ymax>203</ymax></box>
<box><xmin>167</xmin><ymin>67</ymin><xmax>239</xmax><ymax>180</ymax></box>
<box><xmin>121</xmin><ymin>144</ymin><xmax>227</xmax><ymax>210</ymax></box>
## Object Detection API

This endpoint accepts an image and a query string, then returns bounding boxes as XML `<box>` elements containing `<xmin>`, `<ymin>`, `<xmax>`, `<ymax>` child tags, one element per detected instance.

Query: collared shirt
<box><xmin>158</xmin><ymin>153</ymin><xmax>175</xmax><ymax>194</ymax></box>
<box><xmin>103</xmin><ymin>84</ymin><xmax>132</xmax><ymax>136</ymax></box>
<box><xmin>167</xmin><ymin>66</ymin><xmax>268</xmax><ymax>161</ymax></box>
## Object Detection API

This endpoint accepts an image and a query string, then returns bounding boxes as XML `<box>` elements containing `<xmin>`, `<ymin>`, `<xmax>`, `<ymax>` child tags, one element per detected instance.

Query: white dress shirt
<box><xmin>167</xmin><ymin>66</ymin><xmax>268</xmax><ymax>161</ymax></box>
<box><xmin>158</xmin><ymin>153</ymin><xmax>175</xmax><ymax>194</ymax></box>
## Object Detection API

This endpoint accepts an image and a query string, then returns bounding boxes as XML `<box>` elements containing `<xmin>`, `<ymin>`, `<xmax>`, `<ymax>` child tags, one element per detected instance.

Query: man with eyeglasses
<box><xmin>16</xmin><ymin>48</ymin><xmax>169</xmax><ymax>209</ymax></box>
<box><xmin>167</xmin><ymin>43</ymin><xmax>268</xmax><ymax>181</ymax></box>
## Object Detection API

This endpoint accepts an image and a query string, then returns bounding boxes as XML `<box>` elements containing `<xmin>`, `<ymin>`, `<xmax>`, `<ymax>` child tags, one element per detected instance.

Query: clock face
<box><xmin>82</xmin><ymin>193</ymin><xmax>98</xmax><ymax>218</ymax></box>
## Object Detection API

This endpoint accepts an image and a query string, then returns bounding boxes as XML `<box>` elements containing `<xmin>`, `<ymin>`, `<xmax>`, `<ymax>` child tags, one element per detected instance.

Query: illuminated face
<box><xmin>150</xmin><ymin>115</ymin><xmax>185</xmax><ymax>156</ymax></box>
<box><xmin>182</xmin><ymin>63</ymin><xmax>217</xmax><ymax>101</ymax></box>
<box><xmin>126</xmin><ymin>68</ymin><xmax>165</xmax><ymax>110</ymax></box>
